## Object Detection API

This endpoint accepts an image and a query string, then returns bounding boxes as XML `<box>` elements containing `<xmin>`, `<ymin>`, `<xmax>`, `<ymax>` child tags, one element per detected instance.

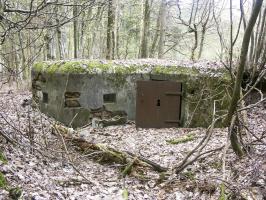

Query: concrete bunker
<box><xmin>32</xmin><ymin>60</ymin><xmax>231</xmax><ymax>128</ymax></box>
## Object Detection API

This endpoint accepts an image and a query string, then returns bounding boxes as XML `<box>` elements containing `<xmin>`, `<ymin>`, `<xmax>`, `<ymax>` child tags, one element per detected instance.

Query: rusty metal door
<box><xmin>136</xmin><ymin>81</ymin><xmax>182</xmax><ymax>128</ymax></box>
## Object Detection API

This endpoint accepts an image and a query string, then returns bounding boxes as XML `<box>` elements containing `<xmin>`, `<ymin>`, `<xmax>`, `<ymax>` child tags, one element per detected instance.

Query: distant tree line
<box><xmin>0</xmin><ymin>0</ymin><xmax>265</xmax><ymax>82</ymax></box>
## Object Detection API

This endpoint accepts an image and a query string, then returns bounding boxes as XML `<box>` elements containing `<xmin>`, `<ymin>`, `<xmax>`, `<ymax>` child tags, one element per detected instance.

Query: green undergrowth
<box><xmin>166</xmin><ymin>133</ymin><xmax>196</xmax><ymax>145</ymax></box>
<box><xmin>0</xmin><ymin>151</ymin><xmax>8</xmax><ymax>164</ymax></box>
<box><xmin>0</xmin><ymin>151</ymin><xmax>22</xmax><ymax>199</ymax></box>
<box><xmin>209</xmin><ymin>160</ymin><xmax>222</xmax><ymax>170</ymax></box>
<box><xmin>0</xmin><ymin>172</ymin><xmax>22</xmax><ymax>199</ymax></box>
<box><xmin>9</xmin><ymin>187</ymin><xmax>23</xmax><ymax>200</ymax></box>
<box><xmin>122</xmin><ymin>188</ymin><xmax>129</xmax><ymax>200</ymax></box>
<box><xmin>181</xmin><ymin>170</ymin><xmax>196</xmax><ymax>180</ymax></box>
<box><xmin>0</xmin><ymin>172</ymin><xmax>7</xmax><ymax>189</ymax></box>
<box><xmin>219</xmin><ymin>183</ymin><xmax>228</xmax><ymax>200</ymax></box>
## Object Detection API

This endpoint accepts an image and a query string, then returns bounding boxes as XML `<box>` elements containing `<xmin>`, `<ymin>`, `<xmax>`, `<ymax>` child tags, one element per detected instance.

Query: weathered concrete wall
<box><xmin>32</xmin><ymin>60</ymin><xmax>231</xmax><ymax>128</ymax></box>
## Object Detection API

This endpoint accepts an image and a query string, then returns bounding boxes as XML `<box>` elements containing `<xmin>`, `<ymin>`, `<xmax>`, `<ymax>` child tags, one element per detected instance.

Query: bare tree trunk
<box><xmin>224</xmin><ymin>0</ymin><xmax>263</xmax><ymax>156</ymax></box>
<box><xmin>57</xmin><ymin>27</ymin><xmax>63</xmax><ymax>60</ymax></box>
<box><xmin>158</xmin><ymin>0</ymin><xmax>166</xmax><ymax>59</ymax></box>
<box><xmin>251</xmin><ymin>6</ymin><xmax>266</xmax><ymax>79</ymax></box>
<box><xmin>190</xmin><ymin>25</ymin><xmax>198</xmax><ymax>61</ymax></box>
<box><xmin>229</xmin><ymin>0</ymin><xmax>233</xmax><ymax>70</ymax></box>
<box><xmin>87</xmin><ymin>5</ymin><xmax>104</xmax><ymax>58</ymax></box>
<box><xmin>44</xmin><ymin>25</ymin><xmax>53</xmax><ymax>60</ymax></box>
<box><xmin>106</xmin><ymin>0</ymin><xmax>115</xmax><ymax>60</ymax></box>
<box><xmin>197</xmin><ymin>0</ymin><xmax>212</xmax><ymax>60</ymax></box>
<box><xmin>73</xmin><ymin>0</ymin><xmax>79</xmax><ymax>59</ymax></box>
<box><xmin>115</xmin><ymin>0</ymin><xmax>120</xmax><ymax>59</ymax></box>
<box><xmin>79</xmin><ymin>11</ymin><xmax>86</xmax><ymax>58</ymax></box>
<box><xmin>124</xmin><ymin>36</ymin><xmax>130</xmax><ymax>59</ymax></box>
<box><xmin>150</xmin><ymin>0</ymin><xmax>162</xmax><ymax>58</ymax></box>
<box><xmin>197</xmin><ymin>26</ymin><xmax>206</xmax><ymax>60</ymax></box>
<box><xmin>139</xmin><ymin>0</ymin><xmax>151</xmax><ymax>58</ymax></box>
<box><xmin>18</xmin><ymin>33</ymin><xmax>27</xmax><ymax>80</ymax></box>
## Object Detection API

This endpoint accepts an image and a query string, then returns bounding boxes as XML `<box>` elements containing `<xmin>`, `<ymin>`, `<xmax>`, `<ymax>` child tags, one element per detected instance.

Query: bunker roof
<box><xmin>33</xmin><ymin>59</ymin><xmax>229</xmax><ymax>78</ymax></box>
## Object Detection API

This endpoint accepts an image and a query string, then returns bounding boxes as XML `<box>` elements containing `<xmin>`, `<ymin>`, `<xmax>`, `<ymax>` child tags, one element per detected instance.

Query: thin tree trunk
<box><xmin>197</xmin><ymin>0</ymin><xmax>211</xmax><ymax>60</ymax></box>
<box><xmin>87</xmin><ymin>5</ymin><xmax>104</xmax><ymax>58</ymax></box>
<box><xmin>250</xmin><ymin>8</ymin><xmax>266</xmax><ymax>81</ymax></box>
<box><xmin>139</xmin><ymin>0</ymin><xmax>151</xmax><ymax>58</ymax></box>
<box><xmin>254</xmin><ymin>7</ymin><xmax>266</xmax><ymax>65</ymax></box>
<box><xmin>73</xmin><ymin>0</ymin><xmax>79</xmax><ymax>59</ymax></box>
<box><xmin>229</xmin><ymin>0</ymin><xmax>233</xmax><ymax>70</ymax></box>
<box><xmin>158</xmin><ymin>0</ymin><xmax>166</xmax><ymax>59</ymax></box>
<box><xmin>225</xmin><ymin>0</ymin><xmax>263</xmax><ymax>127</ymax></box>
<box><xmin>56</xmin><ymin>18</ymin><xmax>64</xmax><ymax>60</ymax></box>
<box><xmin>197</xmin><ymin>26</ymin><xmax>206</xmax><ymax>60</ymax></box>
<box><xmin>44</xmin><ymin>26</ymin><xmax>53</xmax><ymax>60</ymax></box>
<box><xmin>106</xmin><ymin>0</ymin><xmax>115</xmax><ymax>60</ymax></box>
<box><xmin>79</xmin><ymin>11</ymin><xmax>86</xmax><ymax>58</ymax></box>
<box><xmin>224</xmin><ymin>0</ymin><xmax>263</xmax><ymax>158</ymax></box>
<box><xmin>115</xmin><ymin>0</ymin><xmax>120</xmax><ymax>59</ymax></box>
<box><xmin>190</xmin><ymin>26</ymin><xmax>198</xmax><ymax>61</ymax></box>
<box><xmin>150</xmin><ymin>0</ymin><xmax>162</xmax><ymax>58</ymax></box>
<box><xmin>19</xmin><ymin>33</ymin><xmax>27</xmax><ymax>80</ymax></box>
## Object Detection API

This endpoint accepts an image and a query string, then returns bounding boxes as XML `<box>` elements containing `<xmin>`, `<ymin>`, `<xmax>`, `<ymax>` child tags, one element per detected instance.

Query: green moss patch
<box><xmin>32</xmin><ymin>60</ymin><xmax>220</xmax><ymax>77</ymax></box>
<box><xmin>166</xmin><ymin>133</ymin><xmax>196</xmax><ymax>145</ymax></box>
<box><xmin>33</xmin><ymin>60</ymin><xmax>138</xmax><ymax>74</ymax></box>
<box><xmin>9</xmin><ymin>187</ymin><xmax>23</xmax><ymax>200</ymax></box>
<box><xmin>152</xmin><ymin>65</ymin><xmax>199</xmax><ymax>76</ymax></box>
<box><xmin>0</xmin><ymin>172</ymin><xmax>7</xmax><ymax>189</ymax></box>
<box><xmin>0</xmin><ymin>174</ymin><xmax>23</xmax><ymax>199</ymax></box>
<box><xmin>0</xmin><ymin>151</ymin><xmax>7</xmax><ymax>164</ymax></box>
<box><xmin>209</xmin><ymin>160</ymin><xmax>222</xmax><ymax>170</ymax></box>
<box><xmin>181</xmin><ymin>170</ymin><xmax>196</xmax><ymax>180</ymax></box>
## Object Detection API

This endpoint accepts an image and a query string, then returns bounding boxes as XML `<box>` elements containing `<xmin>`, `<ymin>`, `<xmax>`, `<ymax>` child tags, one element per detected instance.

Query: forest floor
<box><xmin>0</xmin><ymin>87</ymin><xmax>265</xmax><ymax>200</ymax></box>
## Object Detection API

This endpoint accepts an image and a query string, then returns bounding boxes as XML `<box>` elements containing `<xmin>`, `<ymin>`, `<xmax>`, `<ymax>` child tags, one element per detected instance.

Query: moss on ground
<box><xmin>0</xmin><ymin>151</ymin><xmax>7</xmax><ymax>164</ymax></box>
<box><xmin>219</xmin><ymin>183</ymin><xmax>228</xmax><ymax>200</ymax></box>
<box><xmin>0</xmin><ymin>151</ymin><xmax>22</xmax><ymax>199</ymax></box>
<box><xmin>9</xmin><ymin>187</ymin><xmax>23</xmax><ymax>200</ymax></box>
<box><xmin>0</xmin><ymin>173</ymin><xmax>23</xmax><ymax>199</ymax></box>
<box><xmin>166</xmin><ymin>133</ymin><xmax>196</xmax><ymax>145</ymax></box>
<box><xmin>181</xmin><ymin>170</ymin><xmax>196</xmax><ymax>180</ymax></box>
<box><xmin>210</xmin><ymin>160</ymin><xmax>223</xmax><ymax>170</ymax></box>
<box><xmin>0</xmin><ymin>172</ymin><xmax>7</xmax><ymax>189</ymax></box>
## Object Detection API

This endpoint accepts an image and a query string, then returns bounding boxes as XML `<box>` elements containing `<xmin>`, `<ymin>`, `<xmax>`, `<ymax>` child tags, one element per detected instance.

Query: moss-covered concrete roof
<box><xmin>32</xmin><ymin>59</ymin><xmax>229</xmax><ymax>78</ymax></box>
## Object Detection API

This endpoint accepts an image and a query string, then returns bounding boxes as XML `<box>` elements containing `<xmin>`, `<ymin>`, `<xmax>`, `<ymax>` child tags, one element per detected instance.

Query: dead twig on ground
<box><xmin>173</xmin><ymin>101</ymin><xmax>221</xmax><ymax>174</ymax></box>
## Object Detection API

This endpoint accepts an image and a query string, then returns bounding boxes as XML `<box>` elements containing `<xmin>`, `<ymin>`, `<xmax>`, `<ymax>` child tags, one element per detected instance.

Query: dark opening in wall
<box><xmin>43</xmin><ymin>92</ymin><xmax>48</xmax><ymax>103</ymax></box>
<box><xmin>65</xmin><ymin>92</ymin><xmax>80</xmax><ymax>98</ymax></box>
<box><xmin>103</xmin><ymin>93</ymin><xmax>116</xmax><ymax>103</ymax></box>
<box><xmin>65</xmin><ymin>99</ymin><xmax>81</xmax><ymax>107</ymax></box>
<box><xmin>64</xmin><ymin>91</ymin><xmax>81</xmax><ymax>108</ymax></box>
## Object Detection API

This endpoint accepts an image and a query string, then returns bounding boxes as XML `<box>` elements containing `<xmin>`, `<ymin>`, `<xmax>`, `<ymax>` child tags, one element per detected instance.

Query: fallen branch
<box><xmin>122</xmin><ymin>158</ymin><xmax>137</xmax><ymax>177</ymax></box>
<box><xmin>0</xmin><ymin>128</ymin><xmax>17</xmax><ymax>145</ymax></box>
<box><xmin>172</xmin><ymin>101</ymin><xmax>221</xmax><ymax>174</ymax></box>
<box><xmin>52</xmin><ymin>124</ymin><xmax>168</xmax><ymax>174</ymax></box>
<box><xmin>126</xmin><ymin>151</ymin><xmax>168</xmax><ymax>172</ymax></box>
